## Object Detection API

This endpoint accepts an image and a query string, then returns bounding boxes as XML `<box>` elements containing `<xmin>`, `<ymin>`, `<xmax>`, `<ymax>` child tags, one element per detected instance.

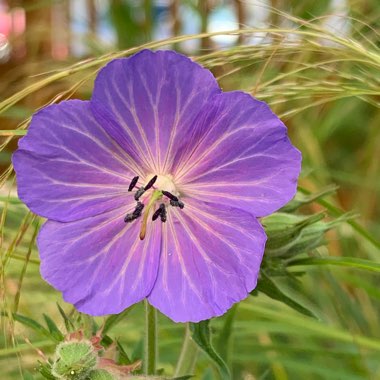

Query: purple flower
<box><xmin>12</xmin><ymin>50</ymin><xmax>301</xmax><ymax>322</ymax></box>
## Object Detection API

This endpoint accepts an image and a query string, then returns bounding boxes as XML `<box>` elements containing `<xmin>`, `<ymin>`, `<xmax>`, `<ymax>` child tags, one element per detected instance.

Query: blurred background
<box><xmin>0</xmin><ymin>0</ymin><xmax>379</xmax><ymax>227</ymax></box>
<box><xmin>1</xmin><ymin>1</ymin><xmax>380</xmax><ymax>379</ymax></box>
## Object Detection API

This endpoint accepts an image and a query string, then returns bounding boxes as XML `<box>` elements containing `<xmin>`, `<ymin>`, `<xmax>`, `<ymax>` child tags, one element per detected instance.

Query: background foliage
<box><xmin>0</xmin><ymin>0</ymin><xmax>379</xmax><ymax>379</ymax></box>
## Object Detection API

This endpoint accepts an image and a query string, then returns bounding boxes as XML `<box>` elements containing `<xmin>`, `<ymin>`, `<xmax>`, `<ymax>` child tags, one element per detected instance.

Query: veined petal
<box><xmin>91</xmin><ymin>49</ymin><xmax>221</xmax><ymax>174</ymax></box>
<box><xmin>174</xmin><ymin>91</ymin><xmax>301</xmax><ymax>217</ymax></box>
<box><xmin>38</xmin><ymin>205</ymin><xmax>162</xmax><ymax>316</ymax></box>
<box><xmin>147</xmin><ymin>199</ymin><xmax>266</xmax><ymax>322</ymax></box>
<box><xmin>13</xmin><ymin>100</ymin><xmax>139</xmax><ymax>222</ymax></box>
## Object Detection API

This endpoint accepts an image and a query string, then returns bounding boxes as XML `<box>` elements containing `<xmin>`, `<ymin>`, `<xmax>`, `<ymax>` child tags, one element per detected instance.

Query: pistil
<box><xmin>139</xmin><ymin>190</ymin><xmax>163</xmax><ymax>240</ymax></box>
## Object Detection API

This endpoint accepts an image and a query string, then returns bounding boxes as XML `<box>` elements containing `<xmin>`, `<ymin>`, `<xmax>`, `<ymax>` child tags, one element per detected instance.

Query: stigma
<box><xmin>124</xmin><ymin>174</ymin><xmax>184</xmax><ymax>240</ymax></box>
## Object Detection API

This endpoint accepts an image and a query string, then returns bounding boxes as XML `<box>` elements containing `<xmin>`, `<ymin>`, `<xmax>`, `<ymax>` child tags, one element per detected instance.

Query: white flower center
<box><xmin>147</xmin><ymin>173</ymin><xmax>179</xmax><ymax>196</ymax></box>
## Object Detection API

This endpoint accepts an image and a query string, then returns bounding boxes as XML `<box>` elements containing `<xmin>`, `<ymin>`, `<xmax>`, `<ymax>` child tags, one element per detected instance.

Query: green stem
<box><xmin>144</xmin><ymin>300</ymin><xmax>157</xmax><ymax>375</ymax></box>
<box><xmin>174</xmin><ymin>324</ymin><xmax>199</xmax><ymax>377</ymax></box>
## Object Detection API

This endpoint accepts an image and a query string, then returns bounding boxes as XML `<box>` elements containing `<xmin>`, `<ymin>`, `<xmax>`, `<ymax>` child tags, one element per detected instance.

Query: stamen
<box><xmin>134</xmin><ymin>201</ymin><xmax>144</xmax><ymax>217</ymax></box>
<box><xmin>124</xmin><ymin>213</ymin><xmax>135</xmax><ymax>223</ymax></box>
<box><xmin>162</xmin><ymin>190</ymin><xmax>178</xmax><ymax>202</ymax></box>
<box><xmin>134</xmin><ymin>187</ymin><xmax>145</xmax><ymax>201</ymax></box>
<box><xmin>159</xmin><ymin>203</ymin><xmax>167</xmax><ymax>222</ymax></box>
<box><xmin>152</xmin><ymin>203</ymin><xmax>166</xmax><ymax>222</ymax></box>
<box><xmin>170</xmin><ymin>199</ymin><xmax>184</xmax><ymax>209</ymax></box>
<box><xmin>125</xmin><ymin>175</ymin><xmax>184</xmax><ymax>238</ymax></box>
<box><xmin>145</xmin><ymin>175</ymin><xmax>158</xmax><ymax>191</ymax></box>
<box><xmin>152</xmin><ymin>207</ymin><xmax>162</xmax><ymax>221</ymax></box>
<box><xmin>124</xmin><ymin>201</ymin><xmax>145</xmax><ymax>223</ymax></box>
<box><xmin>128</xmin><ymin>176</ymin><xmax>139</xmax><ymax>192</ymax></box>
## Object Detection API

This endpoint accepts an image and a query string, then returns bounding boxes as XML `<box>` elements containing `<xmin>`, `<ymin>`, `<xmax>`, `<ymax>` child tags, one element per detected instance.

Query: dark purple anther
<box><xmin>133</xmin><ymin>201</ymin><xmax>144</xmax><ymax>217</ymax></box>
<box><xmin>152</xmin><ymin>206</ymin><xmax>162</xmax><ymax>221</ymax></box>
<box><xmin>125</xmin><ymin>201</ymin><xmax>144</xmax><ymax>222</ymax></box>
<box><xmin>124</xmin><ymin>213</ymin><xmax>135</xmax><ymax>223</ymax></box>
<box><xmin>159</xmin><ymin>203</ymin><xmax>167</xmax><ymax>223</ymax></box>
<box><xmin>162</xmin><ymin>190</ymin><xmax>178</xmax><ymax>202</ymax></box>
<box><xmin>128</xmin><ymin>176</ymin><xmax>139</xmax><ymax>192</ymax></box>
<box><xmin>170</xmin><ymin>199</ymin><xmax>184</xmax><ymax>209</ymax></box>
<box><xmin>134</xmin><ymin>187</ymin><xmax>145</xmax><ymax>201</ymax></box>
<box><xmin>145</xmin><ymin>175</ymin><xmax>158</xmax><ymax>191</ymax></box>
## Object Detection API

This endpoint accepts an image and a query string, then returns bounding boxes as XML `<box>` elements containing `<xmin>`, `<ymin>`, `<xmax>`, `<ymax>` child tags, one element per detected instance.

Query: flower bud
<box><xmin>51</xmin><ymin>341</ymin><xmax>98</xmax><ymax>380</ymax></box>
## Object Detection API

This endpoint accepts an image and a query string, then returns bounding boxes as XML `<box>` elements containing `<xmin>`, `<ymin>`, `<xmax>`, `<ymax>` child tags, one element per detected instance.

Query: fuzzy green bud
<box><xmin>51</xmin><ymin>341</ymin><xmax>98</xmax><ymax>380</ymax></box>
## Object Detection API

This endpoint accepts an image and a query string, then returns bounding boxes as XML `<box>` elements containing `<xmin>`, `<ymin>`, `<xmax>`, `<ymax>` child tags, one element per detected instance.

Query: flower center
<box><xmin>147</xmin><ymin>174</ymin><xmax>179</xmax><ymax>197</ymax></box>
<box><xmin>124</xmin><ymin>174</ymin><xmax>184</xmax><ymax>240</ymax></box>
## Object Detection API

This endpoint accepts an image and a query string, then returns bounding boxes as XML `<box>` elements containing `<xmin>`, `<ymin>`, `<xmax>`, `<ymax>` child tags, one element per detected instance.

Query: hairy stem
<box><xmin>144</xmin><ymin>300</ymin><xmax>157</xmax><ymax>375</ymax></box>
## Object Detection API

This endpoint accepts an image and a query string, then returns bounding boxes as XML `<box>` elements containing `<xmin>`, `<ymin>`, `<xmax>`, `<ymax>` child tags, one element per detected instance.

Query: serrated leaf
<box><xmin>189</xmin><ymin>321</ymin><xmax>231</xmax><ymax>380</ymax></box>
<box><xmin>254</xmin><ymin>271</ymin><xmax>317</xmax><ymax>319</ymax></box>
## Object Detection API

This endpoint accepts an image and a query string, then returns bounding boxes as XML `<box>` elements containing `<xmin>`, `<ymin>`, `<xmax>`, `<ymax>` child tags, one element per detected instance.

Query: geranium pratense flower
<box><xmin>12</xmin><ymin>50</ymin><xmax>301</xmax><ymax>322</ymax></box>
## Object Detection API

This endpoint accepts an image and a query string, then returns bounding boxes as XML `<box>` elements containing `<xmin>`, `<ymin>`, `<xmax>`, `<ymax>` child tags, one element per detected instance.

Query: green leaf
<box><xmin>8</xmin><ymin>313</ymin><xmax>55</xmax><ymax>341</ymax></box>
<box><xmin>37</xmin><ymin>361</ymin><xmax>55</xmax><ymax>380</ymax></box>
<box><xmin>189</xmin><ymin>320</ymin><xmax>231</xmax><ymax>380</ymax></box>
<box><xmin>289</xmin><ymin>257</ymin><xmax>380</xmax><ymax>273</ymax></box>
<box><xmin>43</xmin><ymin>314</ymin><xmax>65</xmax><ymax>341</ymax></box>
<box><xmin>280</xmin><ymin>184</ymin><xmax>339</xmax><ymax>212</ymax></box>
<box><xmin>215</xmin><ymin>305</ymin><xmax>237</xmax><ymax>362</ymax></box>
<box><xmin>116</xmin><ymin>340</ymin><xmax>132</xmax><ymax>365</ymax></box>
<box><xmin>254</xmin><ymin>271</ymin><xmax>317</xmax><ymax>319</ymax></box>
<box><xmin>22</xmin><ymin>371</ymin><xmax>35</xmax><ymax>380</ymax></box>
<box><xmin>56</xmin><ymin>303</ymin><xmax>75</xmax><ymax>332</ymax></box>
<box><xmin>103</xmin><ymin>305</ymin><xmax>135</xmax><ymax>334</ymax></box>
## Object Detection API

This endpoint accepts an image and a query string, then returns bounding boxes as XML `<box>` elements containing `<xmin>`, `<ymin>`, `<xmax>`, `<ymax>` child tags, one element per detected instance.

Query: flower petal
<box><xmin>147</xmin><ymin>199</ymin><xmax>266</xmax><ymax>322</ymax></box>
<box><xmin>38</xmin><ymin>205</ymin><xmax>162</xmax><ymax>316</ymax></box>
<box><xmin>174</xmin><ymin>91</ymin><xmax>302</xmax><ymax>217</ymax></box>
<box><xmin>91</xmin><ymin>49</ymin><xmax>221</xmax><ymax>174</ymax></box>
<box><xmin>13</xmin><ymin>100</ymin><xmax>139</xmax><ymax>222</ymax></box>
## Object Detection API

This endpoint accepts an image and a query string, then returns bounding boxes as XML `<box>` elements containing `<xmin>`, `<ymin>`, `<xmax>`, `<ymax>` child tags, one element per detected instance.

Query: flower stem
<box><xmin>174</xmin><ymin>324</ymin><xmax>199</xmax><ymax>377</ymax></box>
<box><xmin>144</xmin><ymin>300</ymin><xmax>157</xmax><ymax>375</ymax></box>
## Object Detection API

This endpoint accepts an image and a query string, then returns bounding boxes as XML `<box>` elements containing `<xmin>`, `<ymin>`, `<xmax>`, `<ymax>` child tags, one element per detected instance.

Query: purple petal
<box><xmin>173</xmin><ymin>91</ymin><xmax>302</xmax><ymax>217</ymax></box>
<box><xmin>147</xmin><ymin>199</ymin><xmax>266</xmax><ymax>322</ymax></box>
<box><xmin>13</xmin><ymin>100</ymin><xmax>139</xmax><ymax>222</ymax></box>
<box><xmin>38</xmin><ymin>204</ymin><xmax>162</xmax><ymax>315</ymax></box>
<box><xmin>91</xmin><ymin>49</ymin><xmax>221</xmax><ymax>174</ymax></box>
